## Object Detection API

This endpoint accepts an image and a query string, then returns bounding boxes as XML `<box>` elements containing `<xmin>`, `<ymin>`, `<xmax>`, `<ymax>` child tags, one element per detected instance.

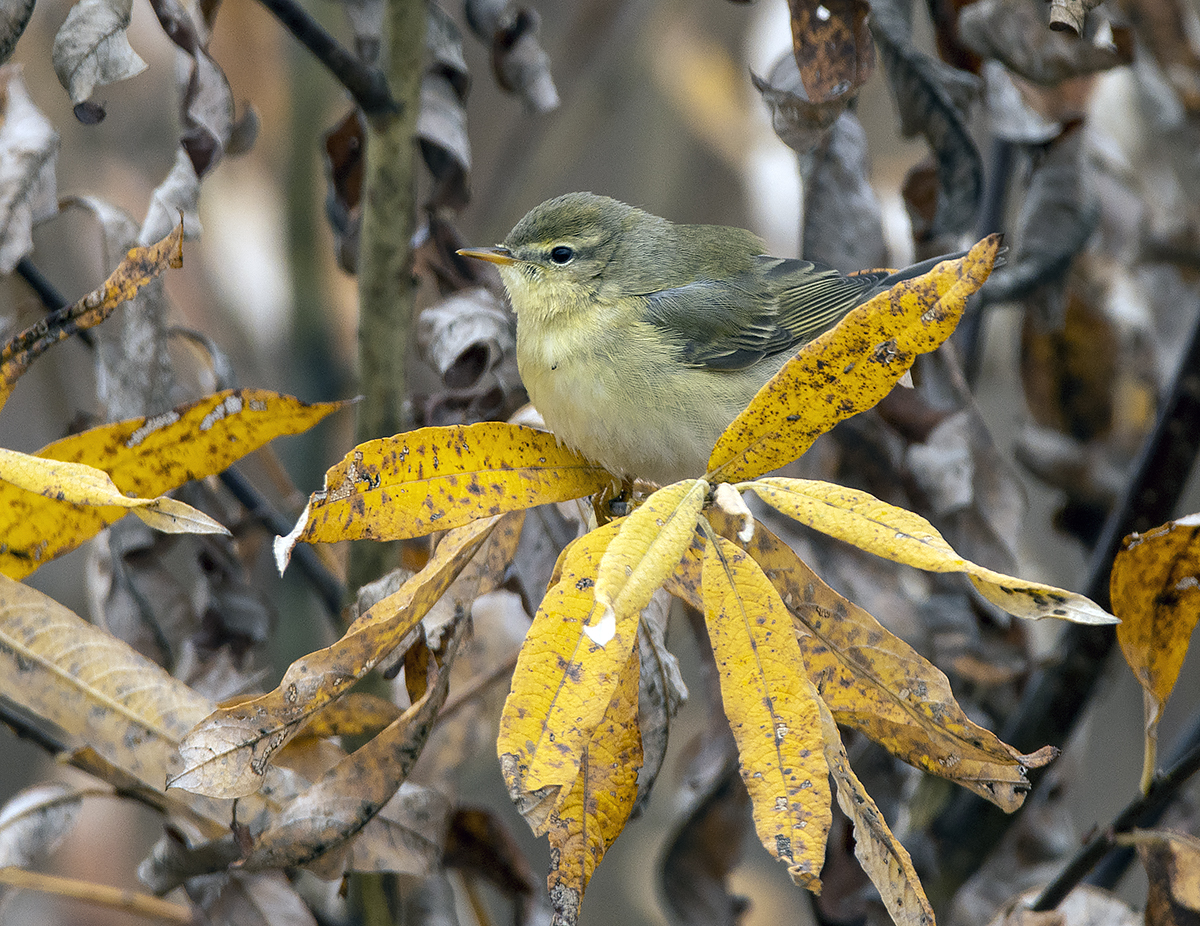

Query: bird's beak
<box><xmin>457</xmin><ymin>246</ymin><xmax>519</xmax><ymax>266</ymax></box>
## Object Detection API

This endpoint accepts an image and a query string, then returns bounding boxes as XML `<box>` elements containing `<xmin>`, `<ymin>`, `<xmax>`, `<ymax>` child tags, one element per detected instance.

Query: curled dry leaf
<box><xmin>753</xmin><ymin>51</ymin><xmax>849</xmax><ymax>158</ymax></box>
<box><xmin>174</xmin><ymin>516</ymin><xmax>498</xmax><ymax>798</ymax></box>
<box><xmin>1</xmin><ymin>221</ymin><xmax>183</xmax><ymax>412</ymax></box>
<box><xmin>420</xmin><ymin>4</ymin><xmax>471</xmax><ymax>211</ymax></box>
<box><xmin>1126</xmin><ymin>828</ymin><xmax>1200</xmax><ymax>924</ymax></box>
<box><xmin>141</xmin><ymin>148</ymin><xmax>202</xmax><ymax>245</ymax></box>
<box><xmin>788</xmin><ymin>0</ymin><xmax>875</xmax><ymax>103</ymax></box>
<box><xmin>50</xmin><ymin>0</ymin><xmax>147</xmax><ymax>110</ymax></box>
<box><xmin>0</xmin><ymin>389</ymin><xmax>344</xmax><ymax>578</ymax></box>
<box><xmin>465</xmin><ymin>0</ymin><xmax>559</xmax><ymax>112</ymax></box>
<box><xmin>871</xmin><ymin>4</ymin><xmax>982</xmax><ymax>236</ymax></box>
<box><xmin>0</xmin><ymin>0</ymin><xmax>35</xmax><ymax>65</ymax></box>
<box><xmin>959</xmin><ymin>0</ymin><xmax>1131</xmax><ymax>86</ymax></box>
<box><xmin>707</xmin><ymin>236</ymin><xmax>1002</xmax><ymax>483</ymax></box>
<box><xmin>0</xmin><ymin>64</ymin><xmax>59</xmax><ymax>274</ymax></box>
<box><xmin>1048</xmin><ymin>0</ymin><xmax>1103</xmax><ymax>35</ymax></box>
<box><xmin>239</xmin><ymin>621</ymin><xmax>465</xmax><ymax>873</ymax></box>
<box><xmin>802</xmin><ymin>111</ymin><xmax>888</xmax><ymax>272</ymax></box>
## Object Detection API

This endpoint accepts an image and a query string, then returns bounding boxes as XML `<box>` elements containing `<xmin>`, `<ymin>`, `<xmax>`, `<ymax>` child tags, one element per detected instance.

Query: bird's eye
<box><xmin>549</xmin><ymin>245</ymin><xmax>575</xmax><ymax>265</ymax></box>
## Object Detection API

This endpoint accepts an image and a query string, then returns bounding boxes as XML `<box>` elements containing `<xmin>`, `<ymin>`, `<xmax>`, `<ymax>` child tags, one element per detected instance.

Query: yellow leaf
<box><xmin>713</xmin><ymin>513</ymin><xmax>1052</xmax><ymax>809</ymax></box>
<box><xmin>0</xmin><ymin>224</ymin><xmax>183</xmax><ymax>411</ymax></box>
<box><xmin>1125</xmin><ymin>828</ymin><xmax>1200</xmax><ymax>922</ymax></box>
<box><xmin>498</xmin><ymin>521</ymin><xmax>641</xmax><ymax>829</ymax></box>
<box><xmin>0</xmin><ymin>449</ymin><xmax>228</xmax><ymax>537</ymax></box>
<box><xmin>545</xmin><ymin>645</ymin><xmax>642</xmax><ymax>924</ymax></box>
<box><xmin>701</xmin><ymin>532</ymin><xmax>831</xmax><ymax>891</ymax></box>
<box><xmin>816</xmin><ymin>697</ymin><xmax>935</xmax><ymax>926</ymax></box>
<box><xmin>0</xmin><ymin>574</ymin><xmax>251</xmax><ymax>835</ymax></box>
<box><xmin>276</xmin><ymin>423</ymin><xmax>613</xmax><ymax>560</ymax></box>
<box><xmin>173</xmin><ymin>517</ymin><xmax>498</xmax><ymax>798</ymax></box>
<box><xmin>0</xmin><ymin>390</ymin><xmax>345</xmax><ymax>579</ymax></box>
<box><xmin>240</xmin><ymin>620</ymin><xmax>465</xmax><ymax>874</ymax></box>
<box><xmin>747</xmin><ymin>477</ymin><xmax>1115</xmax><ymax>624</ymax></box>
<box><xmin>592</xmin><ymin>479</ymin><xmax>707</xmax><ymax>645</ymax></box>
<box><xmin>1111</xmin><ymin>513</ymin><xmax>1200</xmax><ymax>794</ymax></box>
<box><xmin>707</xmin><ymin>236</ymin><xmax>1001</xmax><ymax>482</ymax></box>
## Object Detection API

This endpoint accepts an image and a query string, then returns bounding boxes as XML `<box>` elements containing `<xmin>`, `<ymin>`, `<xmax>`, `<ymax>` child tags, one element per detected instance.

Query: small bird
<box><xmin>459</xmin><ymin>192</ymin><xmax>944</xmax><ymax>485</ymax></box>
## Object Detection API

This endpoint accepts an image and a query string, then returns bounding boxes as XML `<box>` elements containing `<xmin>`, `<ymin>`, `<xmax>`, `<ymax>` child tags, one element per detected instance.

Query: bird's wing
<box><xmin>645</xmin><ymin>257</ymin><xmax>887</xmax><ymax>371</ymax></box>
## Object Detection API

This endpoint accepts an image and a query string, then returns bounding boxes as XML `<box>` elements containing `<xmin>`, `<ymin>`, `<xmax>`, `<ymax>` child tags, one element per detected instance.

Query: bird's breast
<box><xmin>515</xmin><ymin>316</ymin><xmax>768</xmax><ymax>484</ymax></box>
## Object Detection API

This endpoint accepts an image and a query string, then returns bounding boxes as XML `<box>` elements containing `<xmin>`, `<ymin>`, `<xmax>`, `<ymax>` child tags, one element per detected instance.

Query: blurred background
<box><xmin>3</xmin><ymin>0</ymin><xmax>1200</xmax><ymax>923</ymax></box>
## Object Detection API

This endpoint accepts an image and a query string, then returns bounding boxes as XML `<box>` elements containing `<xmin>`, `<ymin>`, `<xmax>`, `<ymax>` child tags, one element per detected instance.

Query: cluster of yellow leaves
<box><xmin>1</xmin><ymin>233</ymin><xmax>1123</xmax><ymax>926</ymax></box>
<box><xmin>179</xmin><ymin>234</ymin><xmax>1119</xmax><ymax>926</ymax></box>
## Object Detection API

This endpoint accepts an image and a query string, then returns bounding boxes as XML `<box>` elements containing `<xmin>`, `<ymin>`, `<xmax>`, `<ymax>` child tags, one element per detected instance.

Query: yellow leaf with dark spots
<box><xmin>670</xmin><ymin>515</ymin><xmax>1054</xmax><ymax>810</ymax></box>
<box><xmin>0</xmin><ymin>449</ymin><xmax>228</xmax><ymax>537</ymax></box>
<box><xmin>0</xmin><ymin>390</ymin><xmax>345</xmax><ymax>579</ymax></box>
<box><xmin>498</xmin><ymin>520</ymin><xmax>641</xmax><ymax>829</ymax></box>
<box><xmin>816</xmin><ymin>697</ymin><xmax>935</xmax><ymax>926</ymax></box>
<box><xmin>1112</xmin><ymin>513</ymin><xmax>1200</xmax><ymax>793</ymax></box>
<box><xmin>172</xmin><ymin>517</ymin><xmax>498</xmax><ymax>798</ymax></box>
<box><xmin>747</xmin><ymin>477</ymin><xmax>1114</xmax><ymax>624</ymax></box>
<box><xmin>701</xmin><ymin>532</ymin><xmax>831</xmax><ymax>891</ymax></box>
<box><xmin>277</xmin><ymin>423</ymin><xmax>613</xmax><ymax>557</ymax></box>
<box><xmin>545</xmin><ymin>645</ymin><xmax>642</xmax><ymax>925</ymax></box>
<box><xmin>592</xmin><ymin>479</ymin><xmax>707</xmax><ymax>645</ymax></box>
<box><xmin>0</xmin><ymin>224</ymin><xmax>183</xmax><ymax>410</ymax></box>
<box><xmin>707</xmin><ymin>235</ymin><xmax>1001</xmax><ymax>483</ymax></box>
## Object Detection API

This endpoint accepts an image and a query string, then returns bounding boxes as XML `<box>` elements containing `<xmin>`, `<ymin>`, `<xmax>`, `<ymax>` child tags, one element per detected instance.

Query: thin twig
<box><xmin>253</xmin><ymin>0</ymin><xmax>398</xmax><ymax>116</ymax></box>
<box><xmin>0</xmin><ymin>867</ymin><xmax>193</xmax><ymax>923</ymax></box>
<box><xmin>1031</xmin><ymin>715</ymin><xmax>1200</xmax><ymax>910</ymax></box>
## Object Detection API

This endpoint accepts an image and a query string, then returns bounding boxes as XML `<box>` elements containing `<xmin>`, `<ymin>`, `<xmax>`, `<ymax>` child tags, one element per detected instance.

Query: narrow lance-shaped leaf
<box><xmin>746</xmin><ymin>477</ymin><xmax>1115</xmax><ymax>624</ymax></box>
<box><xmin>0</xmin><ymin>574</ymin><xmax>257</xmax><ymax>835</ymax></box>
<box><xmin>816</xmin><ymin>697</ymin><xmax>935</xmax><ymax>926</ymax></box>
<box><xmin>498</xmin><ymin>521</ymin><xmax>641</xmax><ymax>830</ymax></box>
<box><xmin>544</xmin><ymin>644</ymin><xmax>642</xmax><ymax>926</ymax></box>
<box><xmin>591</xmin><ymin>478</ymin><xmax>707</xmax><ymax>645</ymax></box>
<box><xmin>707</xmin><ymin>235</ymin><xmax>1000</xmax><ymax>483</ymax></box>
<box><xmin>0</xmin><ymin>65</ymin><xmax>58</xmax><ymax>275</ymax></box>
<box><xmin>1111</xmin><ymin>513</ymin><xmax>1200</xmax><ymax>794</ymax></box>
<box><xmin>0</xmin><ymin>449</ymin><xmax>228</xmax><ymax>537</ymax></box>
<box><xmin>701</xmin><ymin>530</ymin><xmax>831</xmax><ymax>890</ymax></box>
<box><xmin>0</xmin><ymin>389</ymin><xmax>344</xmax><ymax>579</ymax></box>
<box><xmin>276</xmin><ymin>423</ymin><xmax>613</xmax><ymax>565</ymax></box>
<box><xmin>1</xmin><ymin>219</ymin><xmax>181</xmax><ymax>411</ymax></box>
<box><xmin>173</xmin><ymin>517</ymin><xmax>498</xmax><ymax>798</ymax></box>
<box><xmin>698</xmin><ymin>511</ymin><xmax>1055</xmax><ymax>810</ymax></box>
<box><xmin>51</xmin><ymin>0</ymin><xmax>147</xmax><ymax>115</ymax></box>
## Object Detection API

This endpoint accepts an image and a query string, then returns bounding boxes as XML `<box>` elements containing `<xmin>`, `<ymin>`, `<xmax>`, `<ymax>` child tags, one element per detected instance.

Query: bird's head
<box><xmin>459</xmin><ymin>193</ymin><xmax>655</xmax><ymax>323</ymax></box>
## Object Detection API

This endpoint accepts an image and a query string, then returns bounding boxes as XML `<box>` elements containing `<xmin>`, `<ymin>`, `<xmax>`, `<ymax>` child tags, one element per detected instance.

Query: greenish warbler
<box><xmin>459</xmin><ymin>192</ymin><xmax>945</xmax><ymax>485</ymax></box>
